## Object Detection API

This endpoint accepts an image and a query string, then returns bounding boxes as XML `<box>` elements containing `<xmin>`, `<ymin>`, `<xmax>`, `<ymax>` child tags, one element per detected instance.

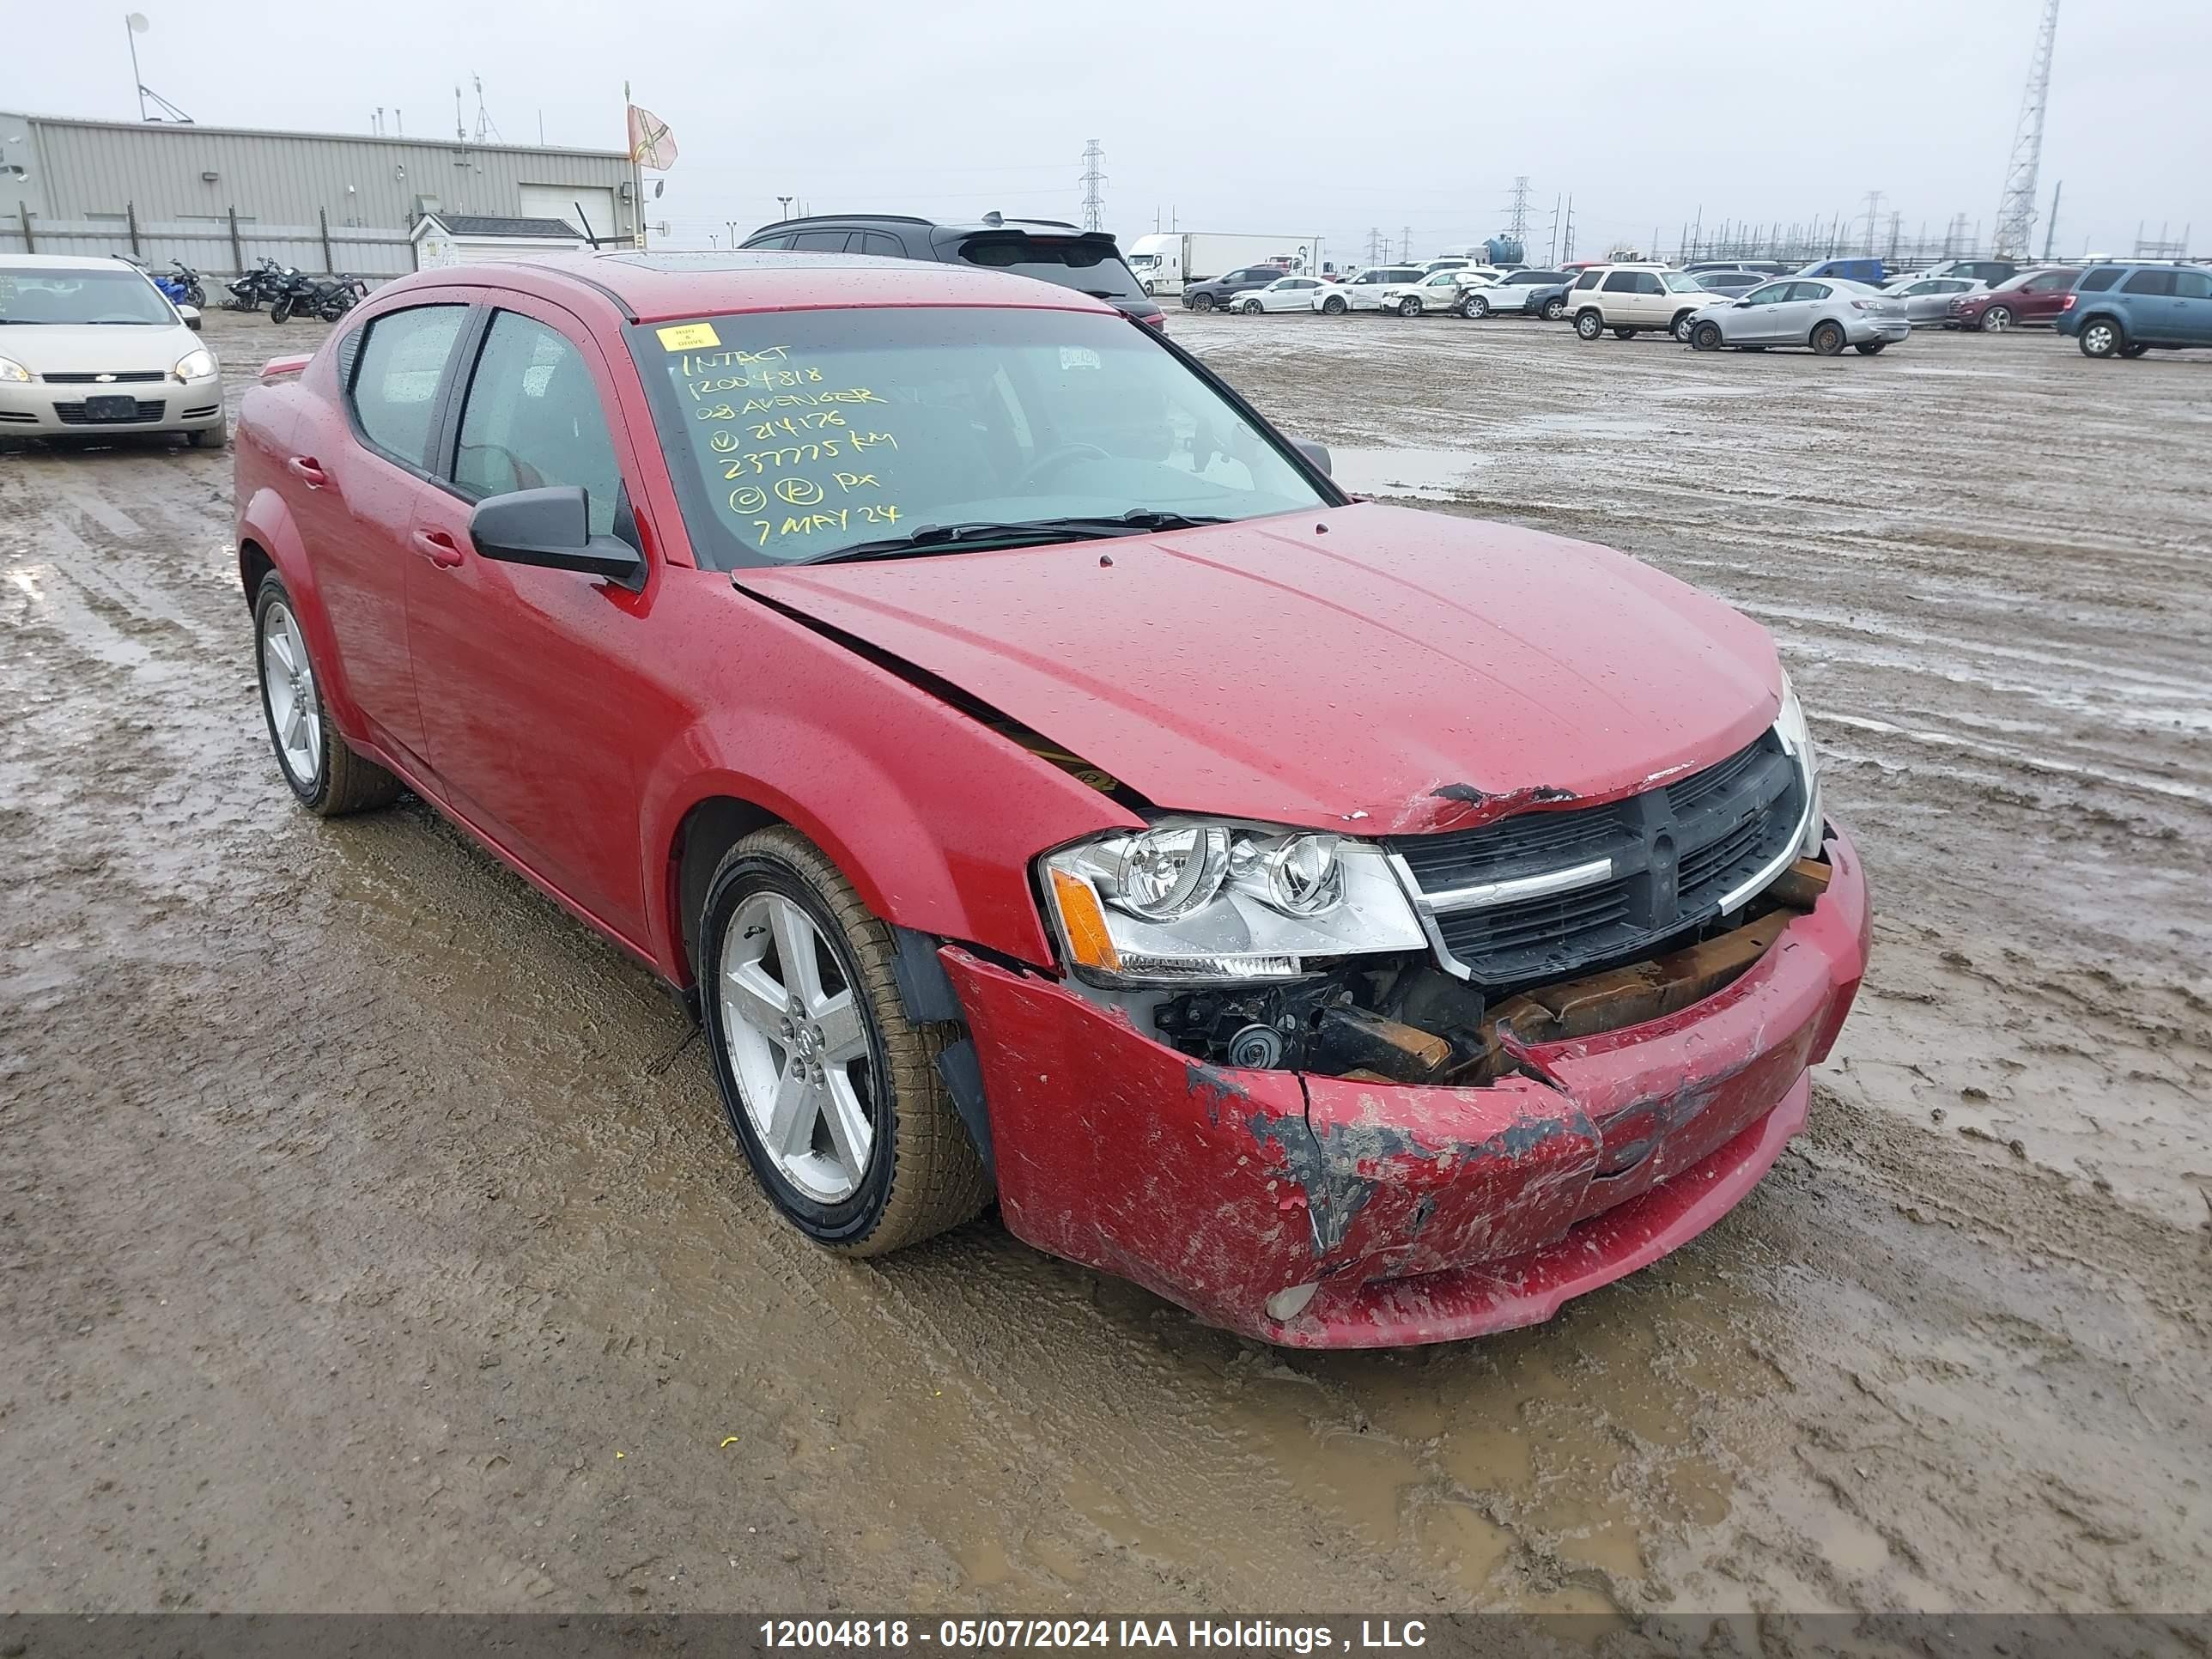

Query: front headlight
<box><xmin>1042</xmin><ymin>818</ymin><xmax>1427</xmax><ymax>984</ymax></box>
<box><xmin>1774</xmin><ymin>669</ymin><xmax>1824</xmax><ymax>857</ymax></box>
<box><xmin>0</xmin><ymin>355</ymin><xmax>32</xmax><ymax>384</ymax></box>
<box><xmin>172</xmin><ymin>347</ymin><xmax>216</xmax><ymax>383</ymax></box>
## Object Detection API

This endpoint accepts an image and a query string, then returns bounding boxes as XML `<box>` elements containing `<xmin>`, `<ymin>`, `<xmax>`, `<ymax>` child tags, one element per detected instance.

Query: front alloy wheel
<box><xmin>1980</xmin><ymin>305</ymin><xmax>2013</xmax><ymax>332</ymax></box>
<box><xmin>1396</xmin><ymin>296</ymin><xmax>1421</xmax><ymax>318</ymax></box>
<box><xmin>1575</xmin><ymin>309</ymin><xmax>1603</xmax><ymax>340</ymax></box>
<box><xmin>702</xmin><ymin>828</ymin><xmax>988</xmax><ymax>1254</ymax></box>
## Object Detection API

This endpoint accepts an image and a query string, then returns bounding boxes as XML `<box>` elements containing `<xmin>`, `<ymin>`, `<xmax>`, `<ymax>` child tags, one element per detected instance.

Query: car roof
<box><xmin>751</xmin><ymin>213</ymin><xmax>1089</xmax><ymax>237</ymax></box>
<box><xmin>0</xmin><ymin>252</ymin><xmax>143</xmax><ymax>271</ymax></box>
<box><xmin>374</xmin><ymin>250</ymin><xmax>1120</xmax><ymax>325</ymax></box>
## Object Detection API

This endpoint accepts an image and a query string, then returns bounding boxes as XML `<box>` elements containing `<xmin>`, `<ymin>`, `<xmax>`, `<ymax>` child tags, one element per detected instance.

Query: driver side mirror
<box><xmin>179</xmin><ymin>305</ymin><xmax>202</xmax><ymax>331</ymax></box>
<box><xmin>470</xmin><ymin>485</ymin><xmax>645</xmax><ymax>589</ymax></box>
<box><xmin>1292</xmin><ymin>439</ymin><xmax>1332</xmax><ymax>477</ymax></box>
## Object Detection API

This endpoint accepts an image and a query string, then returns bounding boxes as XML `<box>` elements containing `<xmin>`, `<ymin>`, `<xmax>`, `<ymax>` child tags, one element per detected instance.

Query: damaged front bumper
<box><xmin>941</xmin><ymin>825</ymin><xmax>1869</xmax><ymax>1348</ymax></box>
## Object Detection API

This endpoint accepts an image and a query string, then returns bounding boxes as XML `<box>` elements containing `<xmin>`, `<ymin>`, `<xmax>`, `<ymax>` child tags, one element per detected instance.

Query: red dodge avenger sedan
<box><xmin>234</xmin><ymin>252</ymin><xmax>1868</xmax><ymax>1347</ymax></box>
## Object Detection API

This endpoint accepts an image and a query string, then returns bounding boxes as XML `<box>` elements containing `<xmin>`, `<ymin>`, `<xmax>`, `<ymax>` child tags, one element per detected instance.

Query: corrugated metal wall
<box><xmin>0</xmin><ymin>112</ymin><xmax>637</xmax><ymax>276</ymax></box>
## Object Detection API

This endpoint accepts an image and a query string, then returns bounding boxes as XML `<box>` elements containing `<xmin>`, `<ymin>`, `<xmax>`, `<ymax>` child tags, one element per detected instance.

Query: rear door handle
<box><xmin>411</xmin><ymin>528</ymin><xmax>465</xmax><ymax>569</ymax></box>
<box><xmin>285</xmin><ymin>455</ymin><xmax>328</xmax><ymax>488</ymax></box>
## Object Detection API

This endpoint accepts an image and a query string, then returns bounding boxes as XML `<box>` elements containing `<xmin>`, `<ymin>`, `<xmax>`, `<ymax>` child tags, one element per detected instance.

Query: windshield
<box><xmin>955</xmin><ymin>236</ymin><xmax>1145</xmax><ymax>303</ymax></box>
<box><xmin>0</xmin><ymin>267</ymin><xmax>175</xmax><ymax>325</ymax></box>
<box><xmin>631</xmin><ymin>307</ymin><xmax>1334</xmax><ymax>568</ymax></box>
<box><xmin>1661</xmin><ymin>272</ymin><xmax>1705</xmax><ymax>293</ymax></box>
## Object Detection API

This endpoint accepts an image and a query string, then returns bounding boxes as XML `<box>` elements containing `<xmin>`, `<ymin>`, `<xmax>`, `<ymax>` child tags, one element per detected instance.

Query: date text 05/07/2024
<box><xmin>757</xmin><ymin>1620</ymin><xmax>1429</xmax><ymax>1652</ymax></box>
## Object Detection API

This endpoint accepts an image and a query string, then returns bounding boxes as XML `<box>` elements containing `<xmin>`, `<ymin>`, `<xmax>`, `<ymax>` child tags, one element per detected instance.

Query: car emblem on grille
<box><xmin>94</xmin><ymin>373</ymin><xmax>117</xmax><ymax>383</ymax></box>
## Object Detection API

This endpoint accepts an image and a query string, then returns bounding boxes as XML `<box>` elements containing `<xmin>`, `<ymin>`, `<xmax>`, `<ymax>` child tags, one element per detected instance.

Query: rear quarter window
<box><xmin>957</xmin><ymin>237</ymin><xmax>1143</xmax><ymax>302</ymax></box>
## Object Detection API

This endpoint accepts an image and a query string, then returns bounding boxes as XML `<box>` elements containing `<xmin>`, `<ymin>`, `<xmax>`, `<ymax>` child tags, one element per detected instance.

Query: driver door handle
<box><xmin>285</xmin><ymin>455</ymin><xmax>328</xmax><ymax>489</ymax></box>
<box><xmin>411</xmin><ymin>527</ymin><xmax>465</xmax><ymax>569</ymax></box>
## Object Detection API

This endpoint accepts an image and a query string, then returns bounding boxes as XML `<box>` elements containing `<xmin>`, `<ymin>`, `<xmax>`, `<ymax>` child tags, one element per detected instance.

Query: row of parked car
<box><xmin>1191</xmin><ymin>251</ymin><xmax>2212</xmax><ymax>359</ymax></box>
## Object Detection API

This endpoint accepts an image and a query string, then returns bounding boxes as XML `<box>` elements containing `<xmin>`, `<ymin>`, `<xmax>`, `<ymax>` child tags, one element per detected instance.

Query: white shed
<box><xmin>410</xmin><ymin>211</ymin><xmax>591</xmax><ymax>270</ymax></box>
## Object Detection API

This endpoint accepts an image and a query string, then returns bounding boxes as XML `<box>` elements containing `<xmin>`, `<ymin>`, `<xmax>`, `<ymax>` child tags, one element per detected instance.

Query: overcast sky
<box><xmin>6</xmin><ymin>0</ymin><xmax>2204</xmax><ymax>264</ymax></box>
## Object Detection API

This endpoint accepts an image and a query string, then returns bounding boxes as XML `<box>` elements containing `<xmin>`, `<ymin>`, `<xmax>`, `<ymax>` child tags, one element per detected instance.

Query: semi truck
<box><xmin>1125</xmin><ymin>232</ymin><xmax>1323</xmax><ymax>296</ymax></box>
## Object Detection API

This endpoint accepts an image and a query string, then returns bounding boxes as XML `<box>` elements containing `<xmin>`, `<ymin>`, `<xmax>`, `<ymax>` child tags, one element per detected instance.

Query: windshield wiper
<box><xmin>808</xmin><ymin>510</ymin><xmax>1230</xmax><ymax>566</ymax></box>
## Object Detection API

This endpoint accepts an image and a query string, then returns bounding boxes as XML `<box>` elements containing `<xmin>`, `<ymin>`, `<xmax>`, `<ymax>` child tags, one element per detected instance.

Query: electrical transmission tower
<box><xmin>1503</xmin><ymin>176</ymin><xmax>1533</xmax><ymax>244</ymax></box>
<box><xmin>1079</xmin><ymin>139</ymin><xmax>1106</xmax><ymax>232</ymax></box>
<box><xmin>1991</xmin><ymin>0</ymin><xmax>2060</xmax><ymax>259</ymax></box>
<box><xmin>1365</xmin><ymin>227</ymin><xmax>1382</xmax><ymax>264</ymax></box>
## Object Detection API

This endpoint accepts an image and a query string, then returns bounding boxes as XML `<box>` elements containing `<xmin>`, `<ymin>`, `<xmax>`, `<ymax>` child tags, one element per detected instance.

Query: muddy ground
<box><xmin>2</xmin><ymin>305</ymin><xmax>2207</xmax><ymax>1627</ymax></box>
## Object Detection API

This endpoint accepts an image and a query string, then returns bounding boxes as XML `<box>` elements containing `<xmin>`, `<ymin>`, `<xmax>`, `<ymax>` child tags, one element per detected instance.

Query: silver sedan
<box><xmin>1884</xmin><ymin>275</ymin><xmax>1987</xmax><ymax>325</ymax></box>
<box><xmin>1686</xmin><ymin>278</ymin><xmax>1911</xmax><ymax>356</ymax></box>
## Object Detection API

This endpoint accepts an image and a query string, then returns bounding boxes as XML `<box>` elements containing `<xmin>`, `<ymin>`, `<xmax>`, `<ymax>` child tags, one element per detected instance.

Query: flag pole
<box><xmin>623</xmin><ymin>82</ymin><xmax>646</xmax><ymax>250</ymax></box>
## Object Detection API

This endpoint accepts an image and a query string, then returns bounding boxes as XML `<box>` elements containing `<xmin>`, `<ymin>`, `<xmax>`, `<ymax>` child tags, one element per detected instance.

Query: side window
<box><xmin>2076</xmin><ymin>269</ymin><xmax>2122</xmax><ymax>293</ymax></box>
<box><xmin>1745</xmin><ymin>284</ymin><xmax>1790</xmax><ymax>306</ymax></box>
<box><xmin>745</xmin><ymin>232</ymin><xmax>797</xmax><ymax>251</ymax></box>
<box><xmin>2173</xmin><ymin>271</ymin><xmax>2212</xmax><ymax>301</ymax></box>
<box><xmin>1793</xmin><ymin>283</ymin><xmax>1831</xmax><ymax>301</ymax></box>
<box><xmin>347</xmin><ymin>304</ymin><xmax>467</xmax><ymax>469</ymax></box>
<box><xmin>2025</xmin><ymin>271</ymin><xmax>2067</xmax><ymax>292</ymax></box>
<box><xmin>452</xmin><ymin>312</ymin><xmax>625</xmax><ymax>538</ymax></box>
<box><xmin>2121</xmin><ymin>270</ymin><xmax>2176</xmax><ymax>296</ymax></box>
<box><xmin>790</xmin><ymin>229</ymin><xmax>853</xmax><ymax>252</ymax></box>
<box><xmin>1601</xmin><ymin>271</ymin><xmax>1636</xmax><ymax>291</ymax></box>
<box><xmin>855</xmin><ymin>232</ymin><xmax>904</xmax><ymax>258</ymax></box>
<box><xmin>1574</xmin><ymin>270</ymin><xmax>1602</xmax><ymax>289</ymax></box>
<box><xmin>1632</xmin><ymin>271</ymin><xmax>1664</xmax><ymax>295</ymax></box>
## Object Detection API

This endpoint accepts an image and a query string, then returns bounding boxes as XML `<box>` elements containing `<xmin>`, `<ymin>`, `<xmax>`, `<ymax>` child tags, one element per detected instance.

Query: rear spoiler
<box><xmin>258</xmin><ymin>354</ymin><xmax>313</xmax><ymax>382</ymax></box>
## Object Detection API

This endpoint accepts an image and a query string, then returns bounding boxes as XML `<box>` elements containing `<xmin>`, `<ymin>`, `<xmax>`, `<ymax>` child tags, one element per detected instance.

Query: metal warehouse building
<box><xmin>0</xmin><ymin>110</ymin><xmax>641</xmax><ymax>278</ymax></box>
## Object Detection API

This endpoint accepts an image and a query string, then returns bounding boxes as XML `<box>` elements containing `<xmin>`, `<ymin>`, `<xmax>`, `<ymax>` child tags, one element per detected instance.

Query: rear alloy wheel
<box><xmin>2078</xmin><ymin>318</ymin><xmax>2120</xmax><ymax>357</ymax></box>
<box><xmin>1979</xmin><ymin>304</ymin><xmax>2014</xmax><ymax>332</ymax></box>
<box><xmin>1575</xmin><ymin>309</ymin><xmax>1603</xmax><ymax>340</ymax></box>
<box><xmin>701</xmin><ymin>827</ymin><xmax>988</xmax><ymax>1255</ymax></box>
<box><xmin>1238</xmin><ymin>299</ymin><xmax>1263</xmax><ymax>314</ymax></box>
<box><xmin>1322</xmin><ymin>294</ymin><xmax>1347</xmax><ymax>314</ymax></box>
<box><xmin>1542</xmin><ymin>296</ymin><xmax>1568</xmax><ymax>320</ymax></box>
<box><xmin>253</xmin><ymin>574</ymin><xmax>402</xmax><ymax>816</ymax></box>
<box><xmin>1811</xmin><ymin>320</ymin><xmax>1847</xmax><ymax>356</ymax></box>
<box><xmin>1191</xmin><ymin>292</ymin><xmax>1215</xmax><ymax>312</ymax></box>
<box><xmin>1397</xmin><ymin>296</ymin><xmax>1422</xmax><ymax>318</ymax></box>
<box><xmin>1691</xmin><ymin>319</ymin><xmax>1723</xmax><ymax>351</ymax></box>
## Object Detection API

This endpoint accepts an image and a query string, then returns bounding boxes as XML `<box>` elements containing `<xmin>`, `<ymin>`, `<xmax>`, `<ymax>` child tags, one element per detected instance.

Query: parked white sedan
<box><xmin>1232</xmin><ymin>274</ymin><xmax>1334</xmax><ymax>314</ymax></box>
<box><xmin>0</xmin><ymin>254</ymin><xmax>225</xmax><ymax>445</ymax></box>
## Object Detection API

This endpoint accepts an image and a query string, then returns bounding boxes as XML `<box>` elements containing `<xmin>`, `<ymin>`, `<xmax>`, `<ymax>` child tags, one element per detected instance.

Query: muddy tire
<box><xmin>1321</xmin><ymin>294</ymin><xmax>1346</xmax><ymax>314</ymax></box>
<box><xmin>1979</xmin><ymin>304</ymin><xmax>2013</xmax><ymax>332</ymax></box>
<box><xmin>1855</xmin><ymin>341</ymin><xmax>1887</xmax><ymax>356</ymax></box>
<box><xmin>1189</xmin><ymin>292</ymin><xmax>1215</xmax><ymax>312</ymax></box>
<box><xmin>189</xmin><ymin>421</ymin><xmax>229</xmax><ymax>449</ymax></box>
<box><xmin>2120</xmin><ymin>342</ymin><xmax>2151</xmax><ymax>358</ymax></box>
<box><xmin>1811</xmin><ymin>321</ymin><xmax>1847</xmax><ymax>356</ymax></box>
<box><xmin>1613</xmin><ymin>327</ymin><xmax>1638</xmax><ymax>339</ymax></box>
<box><xmin>699</xmin><ymin>826</ymin><xmax>989</xmax><ymax>1257</ymax></box>
<box><xmin>2077</xmin><ymin>317</ymin><xmax>2122</xmax><ymax>357</ymax></box>
<box><xmin>1396</xmin><ymin>296</ymin><xmax>1421</xmax><ymax>318</ymax></box>
<box><xmin>1542</xmin><ymin>295</ymin><xmax>1568</xmax><ymax>320</ymax></box>
<box><xmin>1691</xmin><ymin>319</ymin><xmax>1723</xmax><ymax>351</ymax></box>
<box><xmin>1575</xmin><ymin>309</ymin><xmax>1603</xmax><ymax>340</ymax></box>
<box><xmin>252</xmin><ymin>574</ymin><xmax>402</xmax><ymax>817</ymax></box>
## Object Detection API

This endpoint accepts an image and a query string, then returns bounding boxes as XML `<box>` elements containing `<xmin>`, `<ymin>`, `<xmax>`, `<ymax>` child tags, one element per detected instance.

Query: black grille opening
<box><xmin>1390</xmin><ymin>731</ymin><xmax>1806</xmax><ymax>989</ymax></box>
<box><xmin>52</xmin><ymin>399</ymin><xmax>167</xmax><ymax>425</ymax></box>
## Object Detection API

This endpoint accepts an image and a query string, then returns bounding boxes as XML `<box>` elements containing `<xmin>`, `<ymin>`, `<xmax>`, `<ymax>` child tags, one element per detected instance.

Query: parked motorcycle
<box><xmin>270</xmin><ymin>270</ymin><xmax>368</xmax><ymax>325</ymax></box>
<box><xmin>223</xmin><ymin>258</ymin><xmax>289</xmax><ymax>313</ymax></box>
<box><xmin>167</xmin><ymin>261</ymin><xmax>207</xmax><ymax>308</ymax></box>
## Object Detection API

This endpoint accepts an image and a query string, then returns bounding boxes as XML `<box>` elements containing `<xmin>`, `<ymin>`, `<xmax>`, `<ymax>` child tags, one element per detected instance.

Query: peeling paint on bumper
<box><xmin>942</xmin><ymin>825</ymin><xmax>1869</xmax><ymax>1348</ymax></box>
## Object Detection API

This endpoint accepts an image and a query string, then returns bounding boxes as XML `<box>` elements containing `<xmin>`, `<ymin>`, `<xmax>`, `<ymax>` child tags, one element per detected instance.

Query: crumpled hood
<box><xmin>736</xmin><ymin>503</ymin><xmax>1781</xmax><ymax>836</ymax></box>
<box><xmin>0</xmin><ymin>322</ymin><xmax>198</xmax><ymax>377</ymax></box>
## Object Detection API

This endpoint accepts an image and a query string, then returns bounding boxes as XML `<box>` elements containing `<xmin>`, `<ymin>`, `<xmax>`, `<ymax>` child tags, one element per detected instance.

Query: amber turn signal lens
<box><xmin>1049</xmin><ymin>867</ymin><xmax>1121</xmax><ymax>975</ymax></box>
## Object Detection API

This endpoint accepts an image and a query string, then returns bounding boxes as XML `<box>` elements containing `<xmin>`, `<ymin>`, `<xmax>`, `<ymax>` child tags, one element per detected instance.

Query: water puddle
<box><xmin>1332</xmin><ymin>445</ymin><xmax>1490</xmax><ymax>499</ymax></box>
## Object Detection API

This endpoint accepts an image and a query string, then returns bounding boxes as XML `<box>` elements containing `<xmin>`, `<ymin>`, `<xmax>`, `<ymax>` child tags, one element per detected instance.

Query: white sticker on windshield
<box><xmin>1059</xmin><ymin>347</ymin><xmax>1102</xmax><ymax>371</ymax></box>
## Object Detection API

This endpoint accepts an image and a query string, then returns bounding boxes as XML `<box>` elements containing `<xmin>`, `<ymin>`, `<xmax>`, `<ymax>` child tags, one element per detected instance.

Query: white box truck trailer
<box><xmin>1126</xmin><ymin>233</ymin><xmax>1323</xmax><ymax>296</ymax></box>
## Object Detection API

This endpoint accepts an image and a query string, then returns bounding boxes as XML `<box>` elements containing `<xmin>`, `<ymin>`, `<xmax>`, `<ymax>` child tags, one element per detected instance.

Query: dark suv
<box><xmin>1182</xmin><ymin>265</ymin><xmax>1291</xmax><ymax>312</ymax></box>
<box><xmin>739</xmin><ymin>213</ymin><xmax>1164</xmax><ymax>328</ymax></box>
